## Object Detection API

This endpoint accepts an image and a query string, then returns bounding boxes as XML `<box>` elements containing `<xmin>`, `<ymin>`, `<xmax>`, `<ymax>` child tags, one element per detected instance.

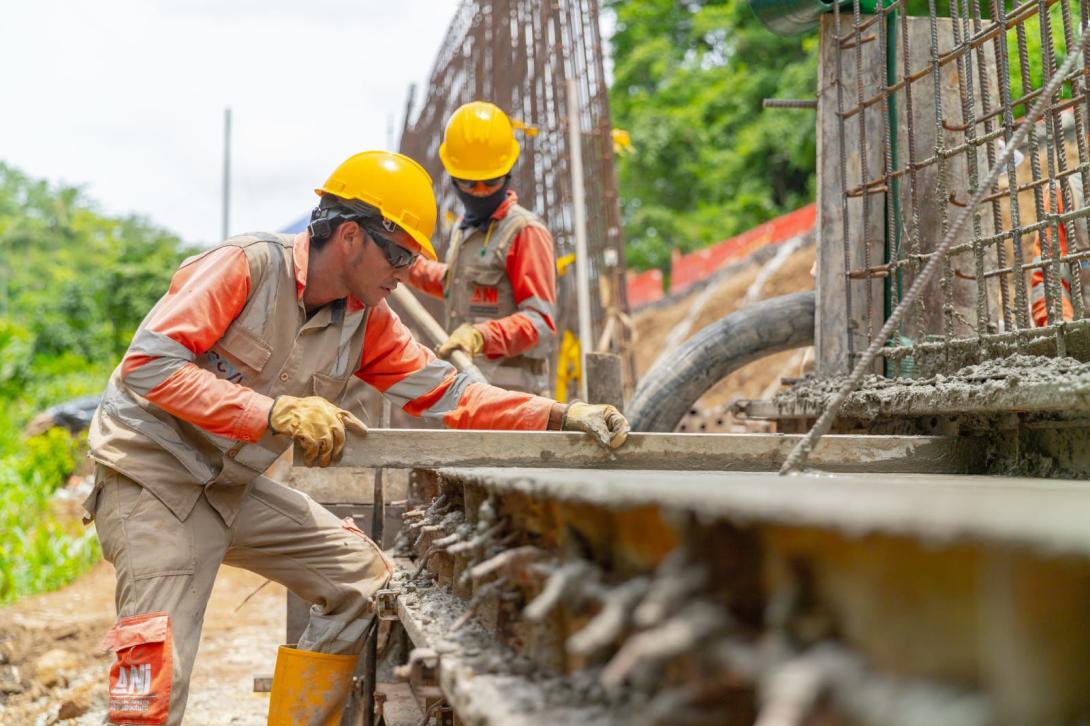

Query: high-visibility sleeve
<box><xmin>476</xmin><ymin>225</ymin><xmax>558</xmax><ymax>358</ymax></box>
<box><xmin>408</xmin><ymin>257</ymin><xmax>447</xmax><ymax>299</ymax></box>
<box><xmin>1029</xmin><ymin>188</ymin><xmax>1075</xmax><ymax>327</ymax></box>
<box><xmin>356</xmin><ymin>302</ymin><xmax>552</xmax><ymax>429</ymax></box>
<box><xmin>118</xmin><ymin>247</ymin><xmax>274</xmax><ymax>442</ymax></box>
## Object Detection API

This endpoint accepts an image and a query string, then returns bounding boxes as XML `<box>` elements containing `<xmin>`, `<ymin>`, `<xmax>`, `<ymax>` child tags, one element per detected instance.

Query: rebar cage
<box><xmin>398</xmin><ymin>0</ymin><xmax>631</xmax><ymax>390</ymax></box>
<box><xmin>815</xmin><ymin>0</ymin><xmax>1090</xmax><ymax>377</ymax></box>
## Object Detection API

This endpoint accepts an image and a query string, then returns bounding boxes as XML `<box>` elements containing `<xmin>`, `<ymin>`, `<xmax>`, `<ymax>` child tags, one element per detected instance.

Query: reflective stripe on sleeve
<box><xmin>121</xmin><ymin>330</ymin><xmax>197</xmax><ymax>396</ymax></box>
<box><xmin>383</xmin><ymin>358</ymin><xmax>456</xmax><ymax>409</ymax></box>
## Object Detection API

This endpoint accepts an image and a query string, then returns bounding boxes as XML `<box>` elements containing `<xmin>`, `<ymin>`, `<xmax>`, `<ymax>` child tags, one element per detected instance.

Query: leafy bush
<box><xmin>0</xmin><ymin>428</ymin><xmax>100</xmax><ymax>603</ymax></box>
<box><xmin>607</xmin><ymin>0</ymin><xmax>818</xmax><ymax>272</ymax></box>
<box><xmin>0</xmin><ymin>162</ymin><xmax>193</xmax><ymax>602</ymax></box>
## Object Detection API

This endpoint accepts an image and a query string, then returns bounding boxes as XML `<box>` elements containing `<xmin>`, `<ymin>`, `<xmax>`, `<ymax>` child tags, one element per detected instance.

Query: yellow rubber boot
<box><xmin>266</xmin><ymin>645</ymin><xmax>358</xmax><ymax>726</ymax></box>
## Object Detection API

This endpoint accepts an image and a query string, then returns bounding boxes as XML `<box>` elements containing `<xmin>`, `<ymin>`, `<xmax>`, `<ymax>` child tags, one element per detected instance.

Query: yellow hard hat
<box><xmin>316</xmin><ymin>151</ymin><xmax>439</xmax><ymax>260</ymax></box>
<box><xmin>439</xmin><ymin>101</ymin><xmax>521</xmax><ymax>180</ymax></box>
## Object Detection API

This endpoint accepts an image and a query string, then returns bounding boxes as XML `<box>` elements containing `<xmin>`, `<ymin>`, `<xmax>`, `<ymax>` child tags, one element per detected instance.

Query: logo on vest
<box><xmin>206</xmin><ymin>350</ymin><xmax>245</xmax><ymax>384</ymax></box>
<box><xmin>471</xmin><ymin>285</ymin><xmax>499</xmax><ymax>306</ymax></box>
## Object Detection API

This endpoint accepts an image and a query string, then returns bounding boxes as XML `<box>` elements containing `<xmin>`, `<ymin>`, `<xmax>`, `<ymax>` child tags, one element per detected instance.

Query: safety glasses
<box><xmin>365</xmin><ymin>227</ymin><xmax>418</xmax><ymax>269</ymax></box>
<box><xmin>452</xmin><ymin>175</ymin><xmax>505</xmax><ymax>192</ymax></box>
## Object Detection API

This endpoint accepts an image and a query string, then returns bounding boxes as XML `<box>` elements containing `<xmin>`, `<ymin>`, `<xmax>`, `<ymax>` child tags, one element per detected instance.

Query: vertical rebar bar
<box><xmin>833</xmin><ymin>0</ymin><xmax>858</xmax><ymax>367</ymax></box>
<box><xmin>953</xmin><ymin>0</ymin><xmax>993</xmax><ymax>335</ymax></box>
<box><xmin>993</xmin><ymin>0</ymin><xmax>1033</xmax><ymax>332</ymax></box>
<box><xmin>974</xmin><ymin>0</ymin><xmax>1015</xmax><ymax>332</ymax></box>
<box><xmin>853</xmin><ymin>0</ymin><xmax>876</xmax><ymax>356</ymax></box>
<box><xmin>927</xmin><ymin>0</ymin><xmax>958</xmax><ymax>357</ymax></box>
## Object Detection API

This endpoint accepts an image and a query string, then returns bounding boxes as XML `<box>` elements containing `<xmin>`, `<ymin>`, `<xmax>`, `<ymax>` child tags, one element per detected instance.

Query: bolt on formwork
<box><xmin>397</xmin><ymin>0</ymin><xmax>633</xmax><ymax>393</ymax></box>
<box><xmin>814</xmin><ymin>0</ymin><xmax>1090</xmax><ymax>379</ymax></box>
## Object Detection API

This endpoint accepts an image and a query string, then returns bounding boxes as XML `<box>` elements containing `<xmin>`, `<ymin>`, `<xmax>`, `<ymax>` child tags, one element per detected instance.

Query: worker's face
<box><xmin>452</xmin><ymin>176</ymin><xmax>506</xmax><ymax>198</ymax></box>
<box><xmin>341</xmin><ymin>223</ymin><xmax>418</xmax><ymax>306</ymax></box>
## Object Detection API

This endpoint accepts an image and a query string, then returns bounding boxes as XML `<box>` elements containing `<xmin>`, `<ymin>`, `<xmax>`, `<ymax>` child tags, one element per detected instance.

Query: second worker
<box><xmin>408</xmin><ymin>101</ymin><xmax>557</xmax><ymax>395</ymax></box>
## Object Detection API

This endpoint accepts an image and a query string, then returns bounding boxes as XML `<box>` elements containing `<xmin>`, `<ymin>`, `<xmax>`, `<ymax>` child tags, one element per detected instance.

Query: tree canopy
<box><xmin>607</xmin><ymin>0</ymin><xmax>818</xmax><ymax>271</ymax></box>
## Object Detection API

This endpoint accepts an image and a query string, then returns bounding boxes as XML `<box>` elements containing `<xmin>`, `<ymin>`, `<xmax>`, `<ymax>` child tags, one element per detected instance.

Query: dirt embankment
<box><xmin>631</xmin><ymin>241</ymin><xmax>817</xmax><ymax>431</ymax></box>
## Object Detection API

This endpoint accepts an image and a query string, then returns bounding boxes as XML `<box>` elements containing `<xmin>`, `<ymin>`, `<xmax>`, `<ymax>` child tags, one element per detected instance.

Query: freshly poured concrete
<box><xmin>441</xmin><ymin>467</ymin><xmax>1090</xmax><ymax>557</ymax></box>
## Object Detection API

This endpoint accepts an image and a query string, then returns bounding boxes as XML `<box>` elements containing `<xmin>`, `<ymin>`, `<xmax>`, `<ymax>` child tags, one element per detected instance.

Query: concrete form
<box><xmin>364</xmin><ymin>465</ymin><xmax>1090</xmax><ymax>725</ymax></box>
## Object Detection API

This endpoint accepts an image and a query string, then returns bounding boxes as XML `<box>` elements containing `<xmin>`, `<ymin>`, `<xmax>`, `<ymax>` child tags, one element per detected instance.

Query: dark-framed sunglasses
<box><xmin>365</xmin><ymin>227</ymin><xmax>418</xmax><ymax>269</ymax></box>
<box><xmin>452</xmin><ymin>175</ymin><xmax>506</xmax><ymax>192</ymax></box>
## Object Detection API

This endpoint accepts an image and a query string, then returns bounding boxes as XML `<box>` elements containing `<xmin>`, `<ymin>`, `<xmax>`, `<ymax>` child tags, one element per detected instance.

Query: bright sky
<box><xmin>1</xmin><ymin>1</ymin><xmax>462</xmax><ymax>246</ymax></box>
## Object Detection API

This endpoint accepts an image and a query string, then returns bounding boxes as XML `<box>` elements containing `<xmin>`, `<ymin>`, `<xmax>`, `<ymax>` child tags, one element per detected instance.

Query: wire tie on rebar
<box><xmin>839</xmin><ymin>33</ymin><xmax>877</xmax><ymax>50</ymax></box>
<box><xmin>942</xmin><ymin>119</ymin><xmax>970</xmax><ymax>132</ymax></box>
<box><xmin>847</xmin><ymin>266</ymin><xmax>891</xmax><ymax>279</ymax></box>
<box><xmin>846</xmin><ymin>184</ymin><xmax>888</xmax><ymax>197</ymax></box>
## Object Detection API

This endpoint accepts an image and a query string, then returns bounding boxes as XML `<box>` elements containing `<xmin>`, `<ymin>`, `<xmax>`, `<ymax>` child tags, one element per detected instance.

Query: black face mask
<box><xmin>455</xmin><ymin>177</ymin><xmax>510</xmax><ymax>230</ymax></box>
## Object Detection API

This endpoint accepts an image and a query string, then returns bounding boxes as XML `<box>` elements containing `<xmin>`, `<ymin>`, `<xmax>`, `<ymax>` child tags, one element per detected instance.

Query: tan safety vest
<box><xmin>89</xmin><ymin>233</ymin><xmax>369</xmax><ymax>525</ymax></box>
<box><xmin>443</xmin><ymin>204</ymin><xmax>554</xmax><ymax>394</ymax></box>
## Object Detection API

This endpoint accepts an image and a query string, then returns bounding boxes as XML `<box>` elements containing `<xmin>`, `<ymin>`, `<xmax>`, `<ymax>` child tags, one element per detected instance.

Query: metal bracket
<box><xmin>375</xmin><ymin>588</ymin><xmax>400</xmax><ymax>621</ymax></box>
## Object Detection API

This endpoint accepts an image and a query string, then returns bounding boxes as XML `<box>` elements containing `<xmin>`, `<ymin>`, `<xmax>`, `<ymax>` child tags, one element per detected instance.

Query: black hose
<box><xmin>628</xmin><ymin>291</ymin><xmax>816</xmax><ymax>432</ymax></box>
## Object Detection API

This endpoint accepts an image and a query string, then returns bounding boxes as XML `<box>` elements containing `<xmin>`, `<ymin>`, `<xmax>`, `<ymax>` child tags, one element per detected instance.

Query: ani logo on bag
<box><xmin>101</xmin><ymin>611</ymin><xmax>172</xmax><ymax>724</ymax></box>
<box><xmin>112</xmin><ymin>663</ymin><xmax>153</xmax><ymax>697</ymax></box>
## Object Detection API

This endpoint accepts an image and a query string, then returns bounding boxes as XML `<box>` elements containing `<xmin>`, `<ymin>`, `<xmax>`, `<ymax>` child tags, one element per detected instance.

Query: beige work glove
<box><xmin>563</xmin><ymin>402</ymin><xmax>630</xmax><ymax>449</ymax></box>
<box><xmin>269</xmin><ymin>395</ymin><xmax>367</xmax><ymax>467</ymax></box>
<box><xmin>437</xmin><ymin>323</ymin><xmax>484</xmax><ymax>359</ymax></box>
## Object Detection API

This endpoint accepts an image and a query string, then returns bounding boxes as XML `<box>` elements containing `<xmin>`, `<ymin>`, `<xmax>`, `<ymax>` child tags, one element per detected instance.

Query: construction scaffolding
<box><xmin>815</xmin><ymin>0</ymin><xmax>1090</xmax><ymax>378</ymax></box>
<box><xmin>398</xmin><ymin>0</ymin><xmax>632</xmax><ymax>397</ymax></box>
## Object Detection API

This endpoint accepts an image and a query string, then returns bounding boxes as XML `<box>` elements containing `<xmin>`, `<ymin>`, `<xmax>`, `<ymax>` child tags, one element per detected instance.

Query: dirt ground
<box><xmin>0</xmin><ymin>558</ymin><xmax>285</xmax><ymax>725</ymax></box>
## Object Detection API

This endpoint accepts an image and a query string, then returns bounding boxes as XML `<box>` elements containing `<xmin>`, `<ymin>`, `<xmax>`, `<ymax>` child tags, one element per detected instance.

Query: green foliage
<box><xmin>0</xmin><ymin>428</ymin><xmax>100</xmax><ymax>603</ymax></box>
<box><xmin>1006</xmin><ymin>0</ymin><xmax>1074</xmax><ymax>113</ymax></box>
<box><xmin>607</xmin><ymin>0</ymin><xmax>1082</xmax><ymax>273</ymax></box>
<box><xmin>0</xmin><ymin>164</ymin><xmax>187</xmax><ymax>360</ymax></box>
<box><xmin>607</xmin><ymin>0</ymin><xmax>818</xmax><ymax>271</ymax></box>
<box><xmin>0</xmin><ymin>162</ymin><xmax>194</xmax><ymax>602</ymax></box>
<box><xmin>0</xmin><ymin>320</ymin><xmax>33</xmax><ymax>399</ymax></box>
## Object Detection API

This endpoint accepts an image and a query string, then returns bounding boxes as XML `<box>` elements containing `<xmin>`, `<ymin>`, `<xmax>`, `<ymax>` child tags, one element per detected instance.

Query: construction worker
<box><xmin>1029</xmin><ymin>174</ymin><xmax>1085</xmax><ymax>327</ymax></box>
<box><xmin>83</xmin><ymin>150</ymin><xmax>628</xmax><ymax>726</ymax></box>
<box><xmin>407</xmin><ymin>100</ymin><xmax>558</xmax><ymax>395</ymax></box>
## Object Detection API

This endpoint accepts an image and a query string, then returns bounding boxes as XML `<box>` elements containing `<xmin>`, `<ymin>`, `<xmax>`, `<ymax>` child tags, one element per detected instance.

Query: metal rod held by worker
<box><xmin>567</xmin><ymin>77</ymin><xmax>593</xmax><ymax>402</ymax></box>
<box><xmin>390</xmin><ymin>286</ymin><xmax>487</xmax><ymax>384</ymax></box>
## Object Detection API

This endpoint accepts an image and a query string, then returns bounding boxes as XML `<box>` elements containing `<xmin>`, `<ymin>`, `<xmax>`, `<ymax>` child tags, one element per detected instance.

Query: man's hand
<box><xmin>437</xmin><ymin>324</ymin><xmax>484</xmax><ymax>359</ymax></box>
<box><xmin>269</xmin><ymin>395</ymin><xmax>367</xmax><ymax>467</ymax></box>
<box><xmin>562</xmin><ymin>402</ymin><xmax>630</xmax><ymax>449</ymax></box>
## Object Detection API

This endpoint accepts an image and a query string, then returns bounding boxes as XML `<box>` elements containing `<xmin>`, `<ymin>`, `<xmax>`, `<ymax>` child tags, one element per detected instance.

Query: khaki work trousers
<box><xmin>90</xmin><ymin>464</ymin><xmax>391</xmax><ymax>726</ymax></box>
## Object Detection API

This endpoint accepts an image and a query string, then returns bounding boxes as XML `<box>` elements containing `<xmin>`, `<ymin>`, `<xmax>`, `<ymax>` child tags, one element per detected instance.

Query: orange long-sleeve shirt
<box><xmin>408</xmin><ymin>193</ymin><xmax>557</xmax><ymax>359</ymax></box>
<box><xmin>119</xmin><ymin>239</ymin><xmax>554</xmax><ymax>442</ymax></box>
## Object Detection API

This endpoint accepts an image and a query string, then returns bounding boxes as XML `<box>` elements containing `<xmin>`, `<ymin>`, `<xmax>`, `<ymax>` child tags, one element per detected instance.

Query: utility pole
<box><xmin>221</xmin><ymin>107</ymin><xmax>231</xmax><ymax>241</ymax></box>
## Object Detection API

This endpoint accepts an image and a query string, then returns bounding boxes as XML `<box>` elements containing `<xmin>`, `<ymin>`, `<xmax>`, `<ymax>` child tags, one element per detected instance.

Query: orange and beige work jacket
<box><xmin>409</xmin><ymin>191</ymin><xmax>557</xmax><ymax>394</ymax></box>
<box><xmin>89</xmin><ymin>232</ymin><xmax>554</xmax><ymax>526</ymax></box>
<box><xmin>1030</xmin><ymin>175</ymin><xmax>1086</xmax><ymax>327</ymax></box>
